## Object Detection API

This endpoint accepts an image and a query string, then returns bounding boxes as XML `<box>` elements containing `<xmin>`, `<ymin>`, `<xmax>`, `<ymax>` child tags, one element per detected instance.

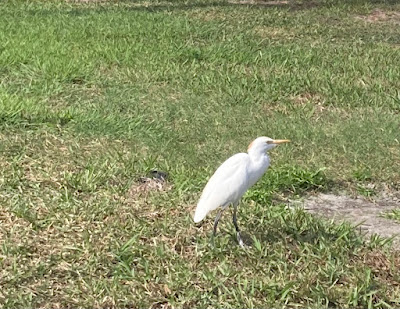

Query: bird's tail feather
<box><xmin>193</xmin><ymin>203</ymin><xmax>208</xmax><ymax>223</ymax></box>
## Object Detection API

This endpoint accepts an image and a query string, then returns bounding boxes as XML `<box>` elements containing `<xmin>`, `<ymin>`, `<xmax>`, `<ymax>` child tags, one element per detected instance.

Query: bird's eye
<box><xmin>266</xmin><ymin>140</ymin><xmax>273</xmax><ymax>144</ymax></box>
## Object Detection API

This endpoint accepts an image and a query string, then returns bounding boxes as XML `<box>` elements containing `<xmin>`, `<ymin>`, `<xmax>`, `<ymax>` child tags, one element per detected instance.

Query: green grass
<box><xmin>1</xmin><ymin>0</ymin><xmax>400</xmax><ymax>307</ymax></box>
<box><xmin>384</xmin><ymin>210</ymin><xmax>400</xmax><ymax>223</ymax></box>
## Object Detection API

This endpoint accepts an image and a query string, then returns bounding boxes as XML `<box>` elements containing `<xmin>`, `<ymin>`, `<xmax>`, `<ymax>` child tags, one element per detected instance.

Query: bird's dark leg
<box><xmin>210</xmin><ymin>209</ymin><xmax>224</xmax><ymax>247</ymax></box>
<box><xmin>233</xmin><ymin>204</ymin><xmax>245</xmax><ymax>248</ymax></box>
<box><xmin>213</xmin><ymin>209</ymin><xmax>223</xmax><ymax>237</ymax></box>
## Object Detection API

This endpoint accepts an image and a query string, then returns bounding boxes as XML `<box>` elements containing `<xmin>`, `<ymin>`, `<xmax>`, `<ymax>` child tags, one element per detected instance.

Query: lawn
<box><xmin>1</xmin><ymin>0</ymin><xmax>400</xmax><ymax>307</ymax></box>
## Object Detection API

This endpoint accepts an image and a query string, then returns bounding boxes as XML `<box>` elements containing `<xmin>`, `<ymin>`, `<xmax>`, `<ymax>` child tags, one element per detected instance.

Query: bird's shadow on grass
<box><xmin>238</xmin><ymin>214</ymin><xmax>360</xmax><ymax>249</ymax></box>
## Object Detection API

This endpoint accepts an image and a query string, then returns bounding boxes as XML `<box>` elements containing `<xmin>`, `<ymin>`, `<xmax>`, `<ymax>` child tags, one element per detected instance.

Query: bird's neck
<box><xmin>247</xmin><ymin>151</ymin><xmax>270</xmax><ymax>187</ymax></box>
<box><xmin>248</xmin><ymin>151</ymin><xmax>270</xmax><ymax>169</ymax></box>
<box><xmin>248</xmin><ymin>150</ymin><xmax>268</xmax><ymax>161</ymax></box>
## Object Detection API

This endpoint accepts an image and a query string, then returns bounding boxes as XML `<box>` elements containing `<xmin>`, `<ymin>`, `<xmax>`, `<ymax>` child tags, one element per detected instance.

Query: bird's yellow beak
<box><xmin>271</xmin><ymin>139</ymin><xmax>290</xmax><ymax>144</ymax></box>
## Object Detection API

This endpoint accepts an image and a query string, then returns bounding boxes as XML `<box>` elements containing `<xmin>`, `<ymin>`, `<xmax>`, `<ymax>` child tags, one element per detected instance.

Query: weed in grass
<box><xmin>384</xmin><ymin>210</ymin><xmax>400</xmax><ymax>224</ymax></box>
<box><xmin>357</xmin><ymin>184</ymin><xmax>377</xmax><ymax>198</ymax></box>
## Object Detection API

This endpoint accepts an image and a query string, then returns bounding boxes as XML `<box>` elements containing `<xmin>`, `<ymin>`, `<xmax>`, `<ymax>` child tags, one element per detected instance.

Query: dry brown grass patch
<box><xmin>262</xmin><ymin>92</ymin><xmax>326</xmax><ymax>118</ymax></box>
<box><xmin>254</xmin><ymin>26</ymin><xmax>295</xmax><ymax>39</ymax></box>
<box><xmin>360</xmin><ymin>250</ymin><xmax>400</xmax><ymax>284</ymax></box>
<box><xmin>356</xmin><ymin>9</ymin><xmax>400</xmax><ymax>24</ymax></box>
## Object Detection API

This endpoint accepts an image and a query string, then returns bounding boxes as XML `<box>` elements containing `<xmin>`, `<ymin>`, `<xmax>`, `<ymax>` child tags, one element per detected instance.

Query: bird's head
<box><xmin>247</xmin><ymin>136</ymin><xmax>290</xmax><ymax>155</ymax></box>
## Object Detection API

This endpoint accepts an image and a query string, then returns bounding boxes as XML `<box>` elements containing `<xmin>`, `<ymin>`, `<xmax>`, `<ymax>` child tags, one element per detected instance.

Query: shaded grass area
<box><xmin>1</xmin><ymin>0</ymin><xmax>400</xmax><ymax>307</ymax></box>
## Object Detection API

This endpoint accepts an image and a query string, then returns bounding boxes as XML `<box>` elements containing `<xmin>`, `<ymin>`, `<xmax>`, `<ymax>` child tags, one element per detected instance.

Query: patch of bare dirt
<box><xmin>128</xmin><ymin>179</ymin><xmax>170</xmax><ymax>197</ymax></box>
<box><xmin>127</xmin><ymin>171</ymin><xmax>171</xmax><ymax>198</ymax></box>
<box><xmin>295</xmin><ymin>192</ymin><xmax>400</xmax><ymax>247</ymax></box>
<box><xmin>356</xmin><ymin>9</ymin><xmax>400</xmax><ymax>24</ymax></box>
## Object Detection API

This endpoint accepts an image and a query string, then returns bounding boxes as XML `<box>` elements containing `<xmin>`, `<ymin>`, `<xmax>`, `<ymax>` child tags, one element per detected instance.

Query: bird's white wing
<box><xmin>193</xmin><ymin>153</ymin><xmax>250</xmax><ymax>222</ymax></box>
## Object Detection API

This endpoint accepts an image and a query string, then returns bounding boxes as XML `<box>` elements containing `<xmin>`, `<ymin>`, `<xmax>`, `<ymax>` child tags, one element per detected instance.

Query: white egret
<box><xmin>193</xmin><ymin>136</ymin><xmax>290</xmax><ymax>247</ymax></box>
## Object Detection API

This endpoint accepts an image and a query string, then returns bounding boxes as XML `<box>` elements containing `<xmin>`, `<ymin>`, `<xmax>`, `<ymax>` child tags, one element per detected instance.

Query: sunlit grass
<box><xmin>384</xmin><ymin>210</ymin><xmax>400</xmax><ymax>223</ymax></box>
<box><xmin>1</xmin><ymin>0</ymin><xmax>400</xmax><ymax>307</ymax></box>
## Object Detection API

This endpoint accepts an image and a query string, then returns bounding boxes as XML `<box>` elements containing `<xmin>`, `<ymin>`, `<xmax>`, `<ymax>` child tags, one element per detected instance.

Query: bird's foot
<box><xmin>237</xmin><ymin>232</ymin><xmax>246</xmax><ymax>249</ymax></box>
